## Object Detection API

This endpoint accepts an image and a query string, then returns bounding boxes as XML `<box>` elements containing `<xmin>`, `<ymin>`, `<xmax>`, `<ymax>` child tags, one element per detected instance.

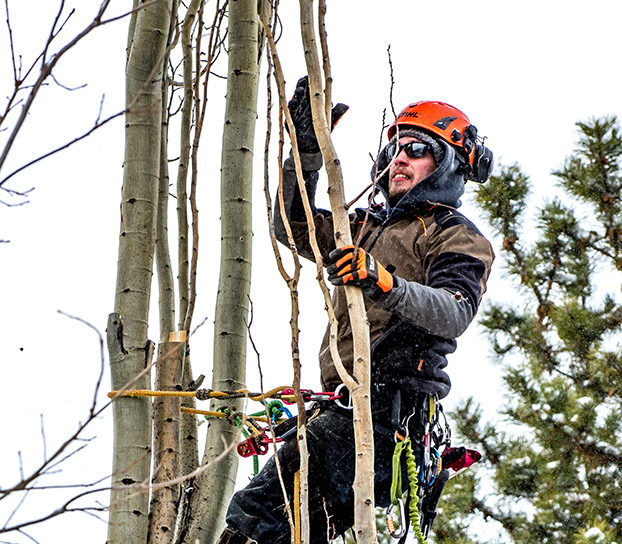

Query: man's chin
<box><xmin>388</xmin><ymin>188</ymin><xmax>408</xmax><ymax>201</ymax></box>
<box><xmin>389</xmin><ymin>181</ymin><xmax>411</xmax><ymax>197</ymax></box>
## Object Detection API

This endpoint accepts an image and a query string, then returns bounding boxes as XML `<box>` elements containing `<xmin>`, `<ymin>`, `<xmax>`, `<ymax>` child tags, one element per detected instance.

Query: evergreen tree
<box><xmin>436</xmin><ymin>117</ymin><xmax>622</xmax><ymax>544</ymax></box>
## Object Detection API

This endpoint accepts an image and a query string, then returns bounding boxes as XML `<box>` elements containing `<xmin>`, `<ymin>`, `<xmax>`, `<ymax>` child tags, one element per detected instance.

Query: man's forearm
<box><xmin>274</xmin><ymin>150</ymin><xmax>323</xmax><ymax>241</ymax></box>
<box><xmin>375</xmin><ymin>277</ymin><xmax>475</xmax><ymax>338</ymax></box>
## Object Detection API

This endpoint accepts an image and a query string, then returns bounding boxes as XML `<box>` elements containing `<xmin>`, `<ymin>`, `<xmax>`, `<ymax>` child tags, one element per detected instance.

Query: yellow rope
<box><xmin>294</xmin><ymin>470</ymin><xmax>301</xmax><ymax>544</ymax></box>
<box><xmin>107</xmin><ymin>385</ymin><xmax>296</xmax><ymax>403</ymax></box>
<box><xmin>108</xmin><ymin>389</ymin><xmax>196</xmax><ymax>399</ymax></box>
<box><xmin>181</xmin><ymin>407</ymin><xmax>227</xmax><ymax>419</ymax></box>
<box><xmin>180</xmin><ymin>407</ymin><xmax>271</xmax><ymax>424</ymax></box>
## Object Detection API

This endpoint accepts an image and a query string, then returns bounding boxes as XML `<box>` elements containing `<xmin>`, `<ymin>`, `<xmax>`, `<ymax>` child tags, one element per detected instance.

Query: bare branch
<box><xmin>298</xmin><ymin>2</ymin><xmax>377</xmax><ymax>540</ymax></box>
<box><xmin>245</xmin><ymin>294</ymin><xmax>296</xmax><ymax>537</ymax></box>
<box><xmin>0</xmin><ymin>0</ymin><xmax>164</xmax><ymax>185</ymax></box>
<box><xmin>387</xmin><ymin>44</ymin><xmax>397</xmax><ymax>119</ymax></box>
<box><xmin>39</xmin><ymin>415</ymin><xmax>48</xmax><ymax>463</ymax></box>
<box><xmin>0</xmin><ymin>109</ymin><xmax>123</xmax><ymax>190</ymax></box>
<box><xmin>4</xmin><ymin>0</ymin><xmax>18</xmax><ymax>82</ymax></box>
<box><xmin>49</xmin><ymin>72</ymin><xmax>87</xmax><ymax>92</ymax></box>
<box><xmin>1</xmin><ymin>486</ymin><xmax>109</xmax><ymax>535</ymax></box>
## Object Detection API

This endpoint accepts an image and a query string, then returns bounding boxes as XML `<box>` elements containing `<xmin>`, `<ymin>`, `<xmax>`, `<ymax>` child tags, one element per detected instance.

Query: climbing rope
<box><xmin>180</xmin><ymin>406</ymin><xmax>271</xmax><ymax>424</ymax></box>
<box><xmin>108</xmin><ymin>386</ymin><xmax>342</xmax><ymax>405</ymax></box>
<box><xmin>109</xmin><ymin>385</ymin><xmax>343</xmax><ymax>474</ymax></box>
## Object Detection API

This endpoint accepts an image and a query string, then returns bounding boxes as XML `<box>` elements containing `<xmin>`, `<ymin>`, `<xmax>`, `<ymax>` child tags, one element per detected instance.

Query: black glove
<box><xmin>286</xmin><ymin>76</ymin><xmax>349</xmax><ymax>153</ymax></box>
<box><xmin>326</xmin><ymin>245</ymin><xmax>394</xmax><ymax>297</ymax></box>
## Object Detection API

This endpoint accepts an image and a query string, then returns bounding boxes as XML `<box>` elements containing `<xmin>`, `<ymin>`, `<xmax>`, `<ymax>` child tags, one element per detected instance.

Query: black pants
<box><xmin>226</xmin><ymin>393</ymin><xmax>424</xmax><ymax>543</ymax></box>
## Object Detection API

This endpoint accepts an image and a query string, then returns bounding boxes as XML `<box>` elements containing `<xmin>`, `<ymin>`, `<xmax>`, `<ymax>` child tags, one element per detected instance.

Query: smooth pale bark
<box><xmin>298</xmin><ymin>1</ymin><xmax>377</xmax><ymax>542</ymax></box>
<box><xmin>179</xmin><ymin>1</ymin><xmax>263</xmax><ymax>543</ymax></box>
<box><xmin>176</xmin><ymin>0</ymin><xmax>202</xmax><ymax>482</ymax></box>
<box><xmin>107</xmin><ymin>2</ymin><xmax>173</xmax><ymax>543</ymax></box>
<box><xmin>176</xmin><ymin>0</ymin><xmax>201</xmax><ymax>331</ymax></box>
<box><xmin>148</xmin><ymin>342</ymin><xmax>184</xmax><ymax>544</ymax></box>
<box><xmin>156</xmin><ymin>26</ymin><xmax>176</xmax><ymax>342</ymax></box>
<box><xmin>262</xmin><ymin>18</ymin><xmax>354</xmax><ymax>542</ymax></box>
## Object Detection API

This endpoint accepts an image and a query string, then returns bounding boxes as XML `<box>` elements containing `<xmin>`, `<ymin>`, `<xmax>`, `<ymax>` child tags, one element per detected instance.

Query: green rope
<box><xmin>391</xmin><ymin>438</ymin><xmax>427</xmax><ymax>544</ymax></box>
<box><xmin>390</xmin><ymin>440</ymin><xmax>405</xmax><ymax>506</ymax></box>
<box><xmin>404</xmin><ymin>439</ymin><xmax>427</xmax><ymax>544</ymax></box>
<box><xmin>249</xmin><ymin>399</ymin><xmax>287</xmax><ymax>422</ymax></box>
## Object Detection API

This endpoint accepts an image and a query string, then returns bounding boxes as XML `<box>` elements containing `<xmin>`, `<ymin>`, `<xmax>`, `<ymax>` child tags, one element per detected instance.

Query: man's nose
<box><xmin>395</xmin><ymin>148</ymin><xmax>409</xmax><ymax>164</ymax></box>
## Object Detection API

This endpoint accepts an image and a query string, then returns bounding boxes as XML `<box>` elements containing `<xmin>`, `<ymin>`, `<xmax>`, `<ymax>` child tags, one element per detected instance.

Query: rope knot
<box><xmin>196</xmin><ymin>388</ymin><xmax>212</xmax><ymax>401</ymax></box>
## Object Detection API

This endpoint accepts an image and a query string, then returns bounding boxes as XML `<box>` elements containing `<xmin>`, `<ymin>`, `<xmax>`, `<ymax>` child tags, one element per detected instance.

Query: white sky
<box><xmin>1</xmin><ymin>1</ymin><xmax>621</xmax><ymax>542</ymax></box>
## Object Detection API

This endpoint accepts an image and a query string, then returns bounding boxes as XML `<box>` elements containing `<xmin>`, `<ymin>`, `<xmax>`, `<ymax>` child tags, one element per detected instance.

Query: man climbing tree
<box><xmin>216</xmin><ymin>78</ymin><xmax>496</xmax><ymax>543</ymax></box>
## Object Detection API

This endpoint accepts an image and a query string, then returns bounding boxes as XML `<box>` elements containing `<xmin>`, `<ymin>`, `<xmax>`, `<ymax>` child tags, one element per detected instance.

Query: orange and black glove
<box><xmin>326</xmin><ymin>245</ymin><xmax>394</xmax><ymax>297</ymax></box>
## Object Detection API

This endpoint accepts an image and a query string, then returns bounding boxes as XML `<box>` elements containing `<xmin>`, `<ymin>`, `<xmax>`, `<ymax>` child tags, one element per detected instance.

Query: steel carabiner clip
<box><xmin>395</xmin><ymin>408</ymin><xmax>417</xmax><ymax>443</ymax></box>
<box><xmin>385</xmin><ymin>498</ymin><xmax>408</xmax><ymax>539</ymax></box>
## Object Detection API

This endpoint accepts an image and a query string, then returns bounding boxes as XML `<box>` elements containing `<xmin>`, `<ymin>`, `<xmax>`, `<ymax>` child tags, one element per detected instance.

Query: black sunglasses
<box><xmin>386</xmin><ymin>141</ymin><xmax>430</xmax><ymax>160</ymax></box>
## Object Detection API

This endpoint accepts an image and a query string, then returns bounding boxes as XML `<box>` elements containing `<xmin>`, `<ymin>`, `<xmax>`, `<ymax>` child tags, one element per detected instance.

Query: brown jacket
<box><xmin>276</xmin><ymin>150</ymin><xmax>494</xmax><ymax>398</ymax></box>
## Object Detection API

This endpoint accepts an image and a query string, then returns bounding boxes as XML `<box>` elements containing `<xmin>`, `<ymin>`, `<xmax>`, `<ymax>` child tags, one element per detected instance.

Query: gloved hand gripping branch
<box><xmin>280</xmin><ymin>76</ymin><xmax>348</xmax><ymax>223</ymax></box>
<box><xmin>326</xmin><ymin>245</ymin><xmax>394</xmax><ymax>298</ymax></box>
<box><xmin>286</xmin><ymin>76</ymin><xmax>349</xmax><ymax>154</ymax></box>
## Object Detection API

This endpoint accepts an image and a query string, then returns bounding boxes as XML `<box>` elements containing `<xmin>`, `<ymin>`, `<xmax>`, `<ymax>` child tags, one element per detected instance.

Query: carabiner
<box><xmin>334</xmin><ymin>383</ymin><xmax>353</xmax><ymax>410</ymax></box>
<box><xmin>385</xmin><ymin>499</ymin><xmax>408</xmax><ymax>539</ymax></box>
<box><xmin>396</xmin><ymin>409</ymin><xmax>416</xmax><ymax>442</ymax></box>
<box><xmin>280</xmin><ymin>388</ymin><xmax>313</xmax><ymax>405</ymax></box>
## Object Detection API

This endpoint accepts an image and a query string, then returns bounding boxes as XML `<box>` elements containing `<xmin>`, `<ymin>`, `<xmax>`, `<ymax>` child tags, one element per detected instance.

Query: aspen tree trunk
<box><xmin>176</xmin><ymin>0</ymin><xmax>202</xmax><ymax>517</ymax></box>
<box><xmin>156</xmin><ymin>0</ymin><xmax>178</xmax><ymax>342</ymax></box>
<box><xmin>107</xmin><ymin>2</ymin><xmax>173</xmax><ymax>543</ymax></box>
<box><xmin>179</xmin><ymin>1</ymin><xmax>264</xmax><ymax>542</ymax></box>
<box><xmin>148</xmin><ymin>342</ymin><xmax>184</xmax><ymax>544</ymax></box>
<box><xmin>298</xmin><ymin>1</ymin><xmax>377</xmax><ymax>542</ymax></box>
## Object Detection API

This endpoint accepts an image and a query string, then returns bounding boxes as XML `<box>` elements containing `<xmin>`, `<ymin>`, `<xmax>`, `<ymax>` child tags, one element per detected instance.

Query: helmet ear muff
<box><xmin>460</xmin><ymin>124</ymin><xmax>493</xmax><ymax>183</ymax></box>
<box><xmin>468</xmin><ymin>144</ymin><xmax>494</xmax><ymax>183</ymax></box>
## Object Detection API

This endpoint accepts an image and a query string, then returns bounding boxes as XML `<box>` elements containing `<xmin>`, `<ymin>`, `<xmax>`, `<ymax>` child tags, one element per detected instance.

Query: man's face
<box><xmin>388</xmin><ymin>136</ymin><xmax>437</xmax><ymax>200</ymax></box>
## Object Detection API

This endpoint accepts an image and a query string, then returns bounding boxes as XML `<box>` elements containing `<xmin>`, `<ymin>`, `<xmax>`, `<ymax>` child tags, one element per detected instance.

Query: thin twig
<box><xmin>387</xmin><ymin>44</ymin><xmax>397</xmax><ymax>119</ymax></box>
<box><xmin>4</xmin><ymin>0</ymin><xmax>18</xmax><ymax>82</ymax></box>
<box><xmin>318</xmin><ymin>0</ymin><xmax>331</xmax><ymax>129</ymax></box>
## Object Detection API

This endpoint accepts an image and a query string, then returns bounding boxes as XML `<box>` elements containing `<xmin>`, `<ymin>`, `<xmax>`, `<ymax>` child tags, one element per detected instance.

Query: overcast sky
<box><xmin>1</xmin><ymin>1</ymin><xmax>621</xmax><ymax>542</ymax></box>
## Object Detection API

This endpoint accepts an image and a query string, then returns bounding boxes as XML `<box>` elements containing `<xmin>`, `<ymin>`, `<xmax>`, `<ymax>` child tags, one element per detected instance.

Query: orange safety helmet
<box><xmin>388</xmin><ymin>101</ymin><xmax>493</xmax><ymax>182</ymax></box>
